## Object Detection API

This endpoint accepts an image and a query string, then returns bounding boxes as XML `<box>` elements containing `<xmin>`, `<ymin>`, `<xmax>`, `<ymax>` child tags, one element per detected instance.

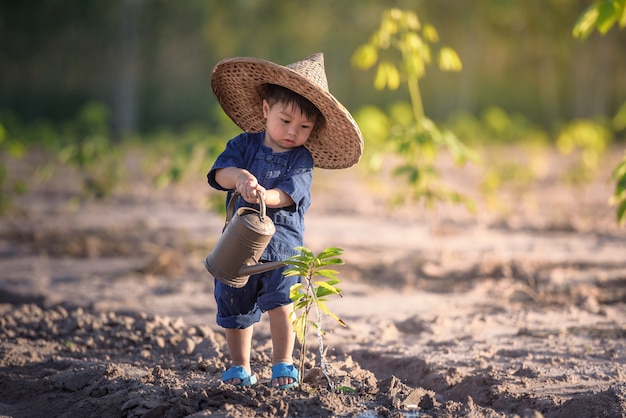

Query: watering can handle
<box><xmin>224</xmin><ymin>191</ymin><xmax>267</xmax><ymax>226</ymax></box>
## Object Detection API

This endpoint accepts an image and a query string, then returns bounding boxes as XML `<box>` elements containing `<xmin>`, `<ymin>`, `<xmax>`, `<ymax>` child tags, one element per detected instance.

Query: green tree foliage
<box><xmin>556</xmin><ymin>119</ymin><xmax>612</xmax><ymax>184</ymax></box>
<box><xmin>573</xmin><ymin>0</ymin><xmax>626</xmax><ymax>39</ymax></box>
<box><xmin>352</xmin><ymin>8</ymin><xmax>476</xmax><ymax>211</ymax></box>
<box><xmin>0</xmin><ymin>121</ymin><xmax>26</xmax><ymax>213</ymax></box>
<box><xmin>2</xmin><ymin>1</ymin><xmax>626</xmax><ymax>221</ymax></box>
<box><xmin>3</xmin><ymin>0</ymin><xmax>626</xmax><ymax>134</ymax></box>
<box><xmin>53</xmin><ymin>102</ymin><xmax>123</xmax><ymax>201</ymax></box>
<box><xmin>573</xmin><ymin>0</ymin><xmax>626</xmax><ymax>225</ymax></box>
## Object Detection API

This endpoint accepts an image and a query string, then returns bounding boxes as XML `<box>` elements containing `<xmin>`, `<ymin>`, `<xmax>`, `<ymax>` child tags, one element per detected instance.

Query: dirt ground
<box><xmin>1</xmin><ymin>147</ymin><xmax>625</xmax><ymax>417</ymax></box>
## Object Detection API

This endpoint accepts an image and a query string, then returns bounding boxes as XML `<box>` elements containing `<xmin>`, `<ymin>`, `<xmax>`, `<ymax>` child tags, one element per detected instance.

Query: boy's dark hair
<box><xmin>263</xmin><ymin>84</ymin><xmax>323</xmax><ymax>124</ymax></box>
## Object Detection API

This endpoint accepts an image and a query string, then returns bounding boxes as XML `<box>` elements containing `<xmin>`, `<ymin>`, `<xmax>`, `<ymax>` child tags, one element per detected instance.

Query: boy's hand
<box><xmin>235</xmin><ymin>172</ymin><xmax>265</xmax><ymax>204</ymax></box>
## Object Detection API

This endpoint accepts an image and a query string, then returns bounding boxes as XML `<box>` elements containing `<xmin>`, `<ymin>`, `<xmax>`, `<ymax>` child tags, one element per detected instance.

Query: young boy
<box><xmin>207</xmin><ymin>53</ymin><xmax>363</xmax><ymax>389</ymax></box>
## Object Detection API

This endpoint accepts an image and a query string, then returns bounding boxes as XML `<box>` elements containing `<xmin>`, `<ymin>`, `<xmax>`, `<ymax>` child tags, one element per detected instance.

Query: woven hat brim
<box><xmin>211</xmin><ymin>57</ymin><xmax>363</xmax><ymax>169</ymax></box>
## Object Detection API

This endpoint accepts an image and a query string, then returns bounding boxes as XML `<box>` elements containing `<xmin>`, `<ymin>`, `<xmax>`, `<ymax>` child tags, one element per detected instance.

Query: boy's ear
<box><xmin>312</xmin><ymin>113</ymin><xmax>325</xmax><ymax>135</ymax></box>
<box><xmin>262</xmin><ymin>99</ymin><xmax>270</xmax><ymax>118</ymax></box>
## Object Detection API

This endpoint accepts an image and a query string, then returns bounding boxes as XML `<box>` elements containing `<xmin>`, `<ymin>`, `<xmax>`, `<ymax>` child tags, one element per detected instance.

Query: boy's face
<box><xmin>262</xmin><ymin>100</ymin><xmax>316</xmax><ymax>152</ymax></box>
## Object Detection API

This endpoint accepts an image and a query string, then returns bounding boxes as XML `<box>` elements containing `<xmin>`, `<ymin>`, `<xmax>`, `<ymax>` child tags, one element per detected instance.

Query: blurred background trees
<box><xmin>0</xmin><ymin>0</ymin><xmax>625</xmax><ymax>221</ymax></box>
<box><xmin>1</xmin><ymin>0</ymin><xmax>625</xmax><ymax>136</ymax></box>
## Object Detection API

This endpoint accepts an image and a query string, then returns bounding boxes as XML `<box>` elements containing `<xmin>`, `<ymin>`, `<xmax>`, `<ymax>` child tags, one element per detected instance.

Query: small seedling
<box><xmin>284</xmin><ymin>246</ymin><xmax>347</xmax><ymax>389</ymax></box>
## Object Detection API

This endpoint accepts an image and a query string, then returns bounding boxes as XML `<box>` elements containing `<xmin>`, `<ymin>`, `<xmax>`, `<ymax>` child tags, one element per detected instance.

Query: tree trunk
<box><xmin>113</xmin><ymin>0</ymin><xmax>143</xmax><ymax>139</ymax></box>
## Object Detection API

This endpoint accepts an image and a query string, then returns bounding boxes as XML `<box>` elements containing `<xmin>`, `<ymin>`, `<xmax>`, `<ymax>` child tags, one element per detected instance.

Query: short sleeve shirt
<box><xmin>207</xmin><ymin>131</ymin><xmax>314</xmax><ymax>261</ymax></box>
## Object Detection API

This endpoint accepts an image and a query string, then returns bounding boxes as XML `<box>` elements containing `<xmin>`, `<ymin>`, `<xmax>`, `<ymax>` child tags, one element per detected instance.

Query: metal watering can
<box><xmin>205</xmin><ymin>192</ymin><xmax>285</xmax><ymax>288</ymax></box>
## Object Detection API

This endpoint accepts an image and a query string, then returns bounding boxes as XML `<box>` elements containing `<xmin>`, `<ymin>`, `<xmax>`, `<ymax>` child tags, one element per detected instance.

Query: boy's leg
<box><xmin>256</xmin><ymin>266</ymin><xmax>300</xmax><ymax>387</ymax></box>
<box><xmin>224</xmin><ymin>326</ymin><xmax>254</xmax><ymax>385</ymax></box>
<box><xmin>214</xmin><ymin>277</ymin><xmax>261</xmax><ymax>385</ymax></box>
<box><xmin>268</xmin><ymin>305</ymin><xmax>296</xmax><ymax>387</ymax></box>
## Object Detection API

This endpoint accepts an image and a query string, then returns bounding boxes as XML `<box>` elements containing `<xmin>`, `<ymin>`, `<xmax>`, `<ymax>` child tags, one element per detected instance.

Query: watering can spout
<box><xmin>204</xmin><ymin>256</ymin><xmax>286</xmax><ymax>286</ymax></box>
<box><xmin>238</xmin><ymin>260</ymin><xmax>286</xmax><ymax>277</ymax></box>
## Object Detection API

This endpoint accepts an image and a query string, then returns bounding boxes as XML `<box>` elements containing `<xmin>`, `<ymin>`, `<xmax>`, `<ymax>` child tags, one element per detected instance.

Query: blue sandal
<box><xmin>271</xmin><ymin>362</ymin><xmax>299</xmax><ymax>390</ymax></box>
<box><xmin>222</xmin><ymin>366</ymin><xmax>257</xmax><ymax>387</ymax></box>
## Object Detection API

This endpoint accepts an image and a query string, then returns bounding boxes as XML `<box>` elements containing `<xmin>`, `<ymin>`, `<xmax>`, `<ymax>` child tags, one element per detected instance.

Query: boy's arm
<box><xmin>214</xmin><ymin>167</ymin><xmax>294</xmax><ymax>208</ymax></box>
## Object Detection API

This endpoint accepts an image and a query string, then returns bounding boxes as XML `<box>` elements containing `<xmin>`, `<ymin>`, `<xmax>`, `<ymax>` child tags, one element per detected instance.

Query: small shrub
<box><xmin>352</xmin><ymin>8</ymin><xmax>476</xmax><ymax>212</ymax></box>
<box><xmin>284</xmin><ymin>246</ymin><xmax>347</xmax><ymax>389</ymax></box>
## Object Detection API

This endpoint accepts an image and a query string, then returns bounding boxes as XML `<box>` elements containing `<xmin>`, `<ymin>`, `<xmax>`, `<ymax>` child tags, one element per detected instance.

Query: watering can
<box><xmin>205</xmin><ymin>192</ymin><xmax>286</xmax><ymax>288</ymax></box>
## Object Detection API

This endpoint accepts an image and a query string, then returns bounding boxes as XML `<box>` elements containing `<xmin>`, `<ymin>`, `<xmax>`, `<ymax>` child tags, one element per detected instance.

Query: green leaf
<box><xmin>325</xmin><ymin>262</ymin><xmax>337</xmax><ymax>273</ymax></box>
<box><xmin>404</xmin><ymin>32</ymin><xmax>423</xmax><ymax>53</ymax></box>
<box><xmin>422</xmin><ymin>24</ymin><xmax>439</xmax><ymax>42</ymax></box>
<box><xmin>322</xmin><ymin>278</ymin><xmax>341</xmax><ymax>286</ymax></box>
<box><xmin>294</xmin><ymin>300</ymin><xmax>309</xmax><ymax>311</ymax></box>
<box><xmin>283</xmin><ymin>267</ymin><xmax>305</xmax><ymax>277</ymax></box>
<box><xmin>318</xmin><ymin>257</ymin><xmax>345</xmax><ymax>266</ymax></box>
<box><xmin>316</xmin><ymin>247</ymin><xmax>344</xmax><ymax>259</ymax></box>
<box><xmin>314</xmin><ymin>281</ymin><xmax>341</xmax><ymax>295</ymax></box>
<box><xmin>310</xmin><ymin>321</ymin><xmax>326</xmax><ymax>336</ymax></box>
<box><xmin>619</xmin><ymin>0</ymin><xmax>626</xmax><ymax>27</ymax></box>
<box><xmin>384</xmin><ymin>9</ymin><xmax>400</xmax><ymax>33</ymax></box>
<box><xmin>316</xmin><ymin>288</ymin><xmax>341</xmax><ymax>299</ymax></box>
<box><xmin>287</xmin><ymin>257</ymin><xmax>311</xmax><ymax>266</ymax></box>
<box><xmin>438</xmin><ymin>47</ymin><xmax>463</xmax><ymax>71</ymax></box>
<box><xmin>317</xmin><ymin>301</ymin><xmax>347</xmax><ymax>327</ymax></box>
<box><xmin>294</xmin><ymin>246</ymin><xmax>314</xmax><ymax>257</ymax></box>
<box><xmin>351</xmin><ymin>44</ymin><xmax>378</xmax><ymax>70</ymax></box>
<box><xmin>617</xmin><ymin>199</ymin><xmax>626</xmax><ymax>226</ymax></box>
<box><xmin>612</xmin><ymin>158</ymin><xmax>626</xmax><ymax>182</ymax></box>
<box><xmin>316</xmin><ymin>300</ymin><xmax>335</xmax><ymax>318</ymax></box>
<box><xmin>314</xmin><ymin>270</ymin><xmax>339</xmax><ymax>280</ymax></box>
<box><xmin>7</xmin><ymin>140</ymin><xmax>26</xmax><ymax>158</ymax></box>
<box><xmin>573</xmin><ymin>3</ymin><xmax>601</xmax><ymax>39</ymax></box>
<box><xmin>289</xmin><ymin>283</ymin><xmax>304</xmax><ymax>300</ymax></box>
<box><xmin>284</xmin><ymin>260</ymin><xmax>309</xmax><ymax>270</ymax></box>
<box><xmin>374</xmin><ymin>61</ymin><xmax>392</xmax><ymax>90</ymax></box>
<box><xmin>573</xmin><ymin>0</ymin><xmax>625</xmax><ymax>37</ymax></box>
<box><xmin>613</xmin><ymin>101</ymin><xmax>626</xmax><ymax>131</ymax></box>
<box><xmin>292</xmin><ymin>314</ymin><xmax>307</xmax><ymax>344</ymax></box>
<box><xmin>374</xmin><ymin>61</ymin><xmax>399</xmax><ymax>91</ymax></box>
<box><xmin>316</xmin><ymin>259</ymin><xmax>343</xmax><ymax>268</ymax></box>
<box><xmin>393</xmin><ymin>164</ymin><xmax>420</xmax><ymax>184</ymax></box>
<box><xmin>596</xmin><ymin>0</ymin><xmax>618</xmax><ymax>33</ymax></box>
<box><xmin>405</xmin><ymin>10</ymin><xmax>420</xmax><ymax>30</ymax></box>
<box><xmin>317</xmin><ymin>257</ymin><xmax>342</xmax><ymax>267</ymax></box>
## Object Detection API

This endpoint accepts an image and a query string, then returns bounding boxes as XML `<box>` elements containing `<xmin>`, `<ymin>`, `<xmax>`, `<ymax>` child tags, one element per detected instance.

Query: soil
<box><xmin>1</xmin><ymin>147</ymin><xmax>625</xmax><ymax>417</ymax></box>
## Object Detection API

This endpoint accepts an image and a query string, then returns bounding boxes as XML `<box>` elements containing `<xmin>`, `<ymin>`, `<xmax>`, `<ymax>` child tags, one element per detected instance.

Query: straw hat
<box><xmin>211</xmin><ymin>53</ymin><xmax>363</xmax><ymax>169</ymax></box>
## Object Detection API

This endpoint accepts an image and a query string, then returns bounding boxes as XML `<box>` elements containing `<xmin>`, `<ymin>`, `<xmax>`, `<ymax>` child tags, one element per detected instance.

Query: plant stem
<box><xmin>313</xmin><ymin>300</ymin><xmax>334</xmax><ymax>390</ymax></box>
<box><xmin>297</xmin><ymin>274</ymin><xmax>313</xmax><ymax>387</ymax></box>
<box><xmin>402</xmin><ymin>46</ymin><xmax>425</xmax><ymax>123</ymax></box>
<box><xmin>408</xmin><ymin>77</ymin><xmax>425</xmax><ymax>122</ymax></box>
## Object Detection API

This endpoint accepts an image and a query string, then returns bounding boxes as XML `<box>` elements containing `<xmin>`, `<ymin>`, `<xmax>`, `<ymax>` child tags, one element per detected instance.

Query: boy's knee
<box><xmin>269</xmin><ymin>304</ymin><xmax>292</xmax><ymax>315</ymax></box>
